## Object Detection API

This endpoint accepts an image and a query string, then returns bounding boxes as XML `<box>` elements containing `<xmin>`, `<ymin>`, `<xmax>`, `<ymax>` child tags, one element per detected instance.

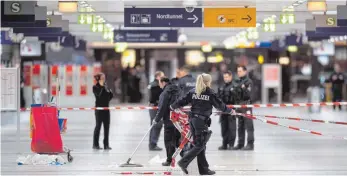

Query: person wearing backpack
<box><xmin>152</xmin><ymin>77</ymin><xmax>181</xmax><ymax>166</ymax></box>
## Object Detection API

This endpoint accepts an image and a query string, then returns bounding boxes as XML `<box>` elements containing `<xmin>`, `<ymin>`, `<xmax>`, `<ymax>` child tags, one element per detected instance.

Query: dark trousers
<box><xmin>149</xmin><ymin>109</ymin><xmax>163</xmax><ymax>147</ymax></box>
<box><xmin>179</xmin><ymin>115</ymin><xmax>210</xmax><ymax>174</ymax></box>
<box><xmin>164</xmin><ymin>122</ymin><xmax>181</xmax><ymax>162</ymax></box>
<box><xmin>333</xmin><ymin>92</ymin><xmax>342</xmax><ymax>110</ymax></box>
<box><xmin>93</xmin><ymin>110</ymin><xmax>110</xmax><ymax>147</ymax></box>
<box><xmin>220</xmin><ymin>114</ymin><xmax>236</xmax><ymax>147</ymax></box>
<box><xmin>236</xmin><ymin>108</ymin><xmax>254</xmax><ymax>146</ymax></box>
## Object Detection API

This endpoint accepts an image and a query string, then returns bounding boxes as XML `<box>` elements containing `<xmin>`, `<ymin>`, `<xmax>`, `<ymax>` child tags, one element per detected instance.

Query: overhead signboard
<box><xmin>124</xmin><ymin>8</ymin><xmax>202</xmax><ymax>27</ymax></box>
<box><xmin>337</xmin><ymin>5</ymin><xmax>347</xmax><ymax>26</ymax></box>
<box><xmin>315</xmin><ymin>27</ymin><xmax>347</xmax><ymax>35</ymax></box>
<box><xmin>47</xmin><ymin>15</ymin><xmax>62</xmax><ymax>28</ymax></box>
<box><xmin>2</xmin><ymin>1</ymin><xmax>36</xmax><ymax>22</ymax></box>
<box><xmin>280</xmin><ymin>13</ymin><xmax>295</xmax><ymax>24</ymax></box>
<box><xmin>314</xmin><ymin>15</ymin><xmax>337</xmax><ymax>27</ymax></box>
<box><xmin>3</xmin><ymin>1</ymin><xmax>36</xmax><ymax>15</ymax></box>
<box><xmin>13</xmin><ymin>27</ymin><xmax>63</xmax><ymax>37</ymax></box>
<box><xmin>113</xmin><ymin>30</ymin><xmax>178</xmax><ymax>43</ymax></box>
<box><xmin>204</xmin><ymin>8</ymin><xmax>256</xmax><ymax>27</ymax></box>
<box><xmin>2</xmin><ymin>6</ymin><xmax>47</xmax><ymax>28</ymax></box>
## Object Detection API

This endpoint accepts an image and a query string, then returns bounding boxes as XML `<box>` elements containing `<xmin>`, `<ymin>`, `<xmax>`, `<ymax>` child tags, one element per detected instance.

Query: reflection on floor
<box><xmin>1</xmin><ymin>107</ymin><xmax>347</xmax><ymax>175</ymax></box>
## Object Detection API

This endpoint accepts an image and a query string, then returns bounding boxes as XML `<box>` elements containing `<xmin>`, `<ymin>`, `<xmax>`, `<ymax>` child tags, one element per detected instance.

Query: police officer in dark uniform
<box><xmin>177</xmin><ymin>66</ymin><xmax>196</xmax><ymax>97</ymax></box>
<box><xmin>93</xmin><ymin>73</ymin><xmax>113</xmax><ymax>150</ymax></box>
<box><xmin>328</xmin><ymin>64</ymin><xmax>345</xmax><ymax>110</ymax></box>
<box><xmin>153</xmin><ymin>77</ymin><xmax>181</xmax><ymax>166</ymax></box>
<box><xmin>232</xmin><ymin>66</ymin><xmax>254</xmax><ymax>151</ymax></box>
<box><xmin>171</xmin><ymin>73</ymin><xmax>235</xmax><ymax>175</ymax></box>
<box><xmin>176</xmin><ymin>66</ymin><xmax>196</xmax><ymax>154</ymax></box>
<box><xmin>148</xmin><ymin>71</ymin><xmax>164</xmax><ymax>151</ymax></box>
<box><xmin>217</xmin><ymin>71</ymin><xmax>237</xmax><ymax>150</ymax></box>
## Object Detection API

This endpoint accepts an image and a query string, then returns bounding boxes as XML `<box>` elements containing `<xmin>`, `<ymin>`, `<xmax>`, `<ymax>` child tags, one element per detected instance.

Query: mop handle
<box><xmin>127</xmin><ymin>124</ymin><xmax>155</xmax><ymax>163</ymax></box>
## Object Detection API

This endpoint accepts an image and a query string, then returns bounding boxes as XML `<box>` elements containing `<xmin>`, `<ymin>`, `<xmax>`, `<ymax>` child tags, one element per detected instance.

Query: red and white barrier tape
<box><xmin>20</xmin><ymin>102</ymin><xmax>347</xmax><ymax>111</ymax></box>
<box><xmin>112</xmin><ymin>171</ymin><xmax>171</xmax><ymax>175</ymax></box>
<box><xmin>259</xmin><ymin>115</ymin><xmax>347</xmax><ymax>125</ymax></box>
<box><xmin>238</xmin><ymin>113</ymin><xmax>347</xmax><ymax>140</ymax></box>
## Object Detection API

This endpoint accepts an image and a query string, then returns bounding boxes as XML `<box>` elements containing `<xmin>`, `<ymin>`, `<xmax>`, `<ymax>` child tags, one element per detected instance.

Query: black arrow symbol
<box><xmin>242</xmin><ymin>15</ymin><xmax>252</xmax><ymax>23</ymax></box>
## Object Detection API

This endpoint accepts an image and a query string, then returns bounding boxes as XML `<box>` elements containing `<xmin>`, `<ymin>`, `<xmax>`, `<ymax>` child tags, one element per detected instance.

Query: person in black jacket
<box><xmin>171</xmin><ymin>73</ymin><xmax>236</xmax><ymax>175</ymax></box>
<box><xmin>327</xmin><ymin>64</ymin><xmax>345</xmax><ymax>110</ymax></box>
<box><xmin>93</xmin><ymin>73</ymin><xmax>113</xmax><ymax>150</ymax></box>
<box><xmin>217</xmin><ymin>71</ymin><xmax>237</xmax><ymax>150</ymax></box>
<box><xmin>232</xmin><ymin>65</ymin><xmax>254</xmax><ymax>151</ymax></box>
<box><xmin>153</xmin><ymin>77</ymin><xmax>181</xmax><ymax>166</ymax></box>
<box><xmin>177</xmin><ymin>66</ymin><xmax>196</xmax><ymax>97</ymax></box>
<box><xmin>148</xmin><ymin>71</ymin><xmax>165</xmax><ymax>151</ymax></box>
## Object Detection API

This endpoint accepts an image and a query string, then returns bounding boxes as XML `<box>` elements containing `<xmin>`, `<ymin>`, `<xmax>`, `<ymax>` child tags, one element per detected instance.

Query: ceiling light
<box><xmin>58</xmin><ymin>2</ymin><xmax>78</xmax><ymax>12</ymax></box>
<box><xmin>298</xmin><ymin>0</ymin><xmax>306</xmax><ymax>3</ymax></box>
<box><xmin>293</xmin><ymin>3</ymin><xmax>299</xmax><ymax>6</ymax></box>
<box><xmin>307</xmin><ymin>0</ymin><xmax>327</xmax><ymax>12</ymax></box>
<box><xmin>271</xmin><ymin>15</ymin><xmax>277</xmax><ymax>18</ymax></box>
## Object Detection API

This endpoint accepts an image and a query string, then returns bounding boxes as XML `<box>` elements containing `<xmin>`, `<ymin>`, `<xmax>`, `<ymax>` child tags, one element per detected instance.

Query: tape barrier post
<box><xmin>18</xmin><ymin>101</ymin><xmax>347</xmax><ymax>111</ymax></box>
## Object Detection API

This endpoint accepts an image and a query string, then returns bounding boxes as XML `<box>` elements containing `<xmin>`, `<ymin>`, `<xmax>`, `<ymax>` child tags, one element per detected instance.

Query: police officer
<box><xmin>171</xmin><ymin>73</ymin><xmax>236</xmax><ymax>175</ymax></box>
<box><xmin>177</xmin><ymin>66</ymin><xmax>196</xmax><ymax>97</ymax></box>
<box><xmin>217</xmin><ymin>71</ymin><xmax>237</xmax><ymax>150</ymax></box>
<box><xmin>176</xmin><ymin>66</ymin><xmax>196</xmax><ymax>154</ymax></box>
<box><xmin>232</xmin><ymin>65</ymin><xmax>254</xmax><ymax>151</ymax></box>
<box><xmin>93</xmin><ymin>73</ymin><xmax>113</xmax><ymax>150</ymax></box>
<box><xmin>148</xmin><ymin>71</ymin><xmax>164</xmax><ymax>151</ymax></box>
<box><xmin>153</xmin><ymin>77</ymin><xmax>181</xmax><ymax>166</ymax></box>
<box><xmin>328</xmin><ymin>64</ymin><xmax>345</xmax><ymax>110</ymax></box>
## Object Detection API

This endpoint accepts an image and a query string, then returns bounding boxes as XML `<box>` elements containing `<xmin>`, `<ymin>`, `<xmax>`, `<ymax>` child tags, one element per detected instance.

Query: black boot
<box><xmin>162</xmin><ymin>161</ymin><xmax>171</xmax><ymax>166</ymax></box>
<box><xmin>218</xmin><ymin>145</ymin><xmax>228</xmax><ymax>150</ymax></box>
<box><xmin>200</xmin><ymin>169</ymin><xmax>216</xmax><ymax>175</ymax></box>
<box><xmin>104</xmin><ymin>146</ymin><xmax>112</xmax><ymax>150</ymax></box>
<box><xmin>93</xmin><ymin>146</ymin><xmax>102</xmax><ymax>150</ymax></box>
<box><xmin>242</xmin><ymin>144</ymin><xmax>254</xmax><ymax>151</ymax></box>
<box><xmin>177</xmin><ymin>161</ymin><xmax>188</xmax><ymax>174</ymax></box>
<box><xmin>231</xmin><ymin>144</ymin><xmax>243</xmax><ymax>150</ymax></box>
<box><xmin>149</xmin><ymin>145</ymin><xmax>163</xmax><ymax>151</ymax></box>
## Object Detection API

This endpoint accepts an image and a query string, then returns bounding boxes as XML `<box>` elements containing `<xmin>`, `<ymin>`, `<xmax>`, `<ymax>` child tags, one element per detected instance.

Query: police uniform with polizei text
<box><xmin>171</xmin><ymin>88</ymin><xmax>232</xmax><ymax>175</ymax></box>
<box><xmin>177</xmin><ymin>74</ymin><xmax>196</xmax><ymax>153</ymax></box>
<box><xmin>217</xmin><ymin>81</ymin><xmax>237</xmax><ymax>150</ymax></box>
<box><xmin>178</xmin><ymin>74</ymin><xmax>196</xmax><ymax>97</ymax></box>
<box><xmin>329</xmin><ymin>72</ymin><xmax>345</xmax><ymax>110</ymax></box>
<box><xmin>233</xmin><ymin>76</ymin><xmax>254</xmax><ymax>150</ymax></box>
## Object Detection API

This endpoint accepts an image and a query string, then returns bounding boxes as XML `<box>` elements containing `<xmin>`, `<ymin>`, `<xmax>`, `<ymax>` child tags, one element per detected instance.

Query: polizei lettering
<box><xmin>186</xmin><ymin>82</ymin><xmax>195</xmax><ymax>87</ymax></box>
<box><xmin>192</xmin><ymin>94</ymin><xmax>210</xmax><ymax>101</ymax></box>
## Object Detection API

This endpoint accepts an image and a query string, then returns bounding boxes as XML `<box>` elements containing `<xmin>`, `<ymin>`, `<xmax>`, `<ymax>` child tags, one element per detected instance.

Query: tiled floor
<box><xmin>1</xmin><ymin>106</ymin><xmax>347</xmax><ymax>175</ymax></box>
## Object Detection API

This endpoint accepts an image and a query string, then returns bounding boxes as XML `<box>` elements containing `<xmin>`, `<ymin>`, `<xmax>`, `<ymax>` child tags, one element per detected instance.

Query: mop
<box><xmin>119</xmin><ymin>124</ymin><xmax>155</xmax><ymax>167</ymax></box>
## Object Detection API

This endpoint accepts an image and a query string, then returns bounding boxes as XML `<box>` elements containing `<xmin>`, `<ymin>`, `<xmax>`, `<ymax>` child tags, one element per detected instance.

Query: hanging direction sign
<box><xmin>204</xmin><ymin>8</ymin><xmax>256</xmax><ymax>27</ymax></box>
<box><xmin>124</xmin><ymin>8</ymin><xmax>202</xmax><ymax>27</ymax></box>
<box><xmin>113</xmin><ymin>30</ymin><xmax>178</xmax><ymax>43</ymax></box>
<box><xmin>314</xmin><ymin>15</ymin><xmax>337</xmax><ymax>27</ymax></box>
<box><xmin>337</xmin><ymin>5</ymin><xmax>347</xmax><ymax>26</ymax></box>
<box><xmin>2</xmin><ymin>1</ymin><xmax>36</xmax><ymax>22</ymax></box>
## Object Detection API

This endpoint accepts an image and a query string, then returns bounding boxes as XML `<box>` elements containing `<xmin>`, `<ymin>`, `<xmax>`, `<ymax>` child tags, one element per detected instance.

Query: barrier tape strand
<box><xmin>238</xmin><ymin>113</ymin><xmax>347</xmax><ymax>140</ymax></box>
<box><xmin>258</xmin><ymin>114</ymin><xmax>347</xmax><ymax>125</ymax></box>
<box><xmin>20</xmin><ymin>102</ymin><xmax>347</xmax><ymax>111</ymax></box>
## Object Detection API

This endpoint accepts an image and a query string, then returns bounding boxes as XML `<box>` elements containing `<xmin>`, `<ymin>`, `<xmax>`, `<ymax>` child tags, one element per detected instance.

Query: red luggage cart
<box><xmin>30</xmin><ymin>105</ymin><xmax>73</xmax><ymax>162</ymax></box>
